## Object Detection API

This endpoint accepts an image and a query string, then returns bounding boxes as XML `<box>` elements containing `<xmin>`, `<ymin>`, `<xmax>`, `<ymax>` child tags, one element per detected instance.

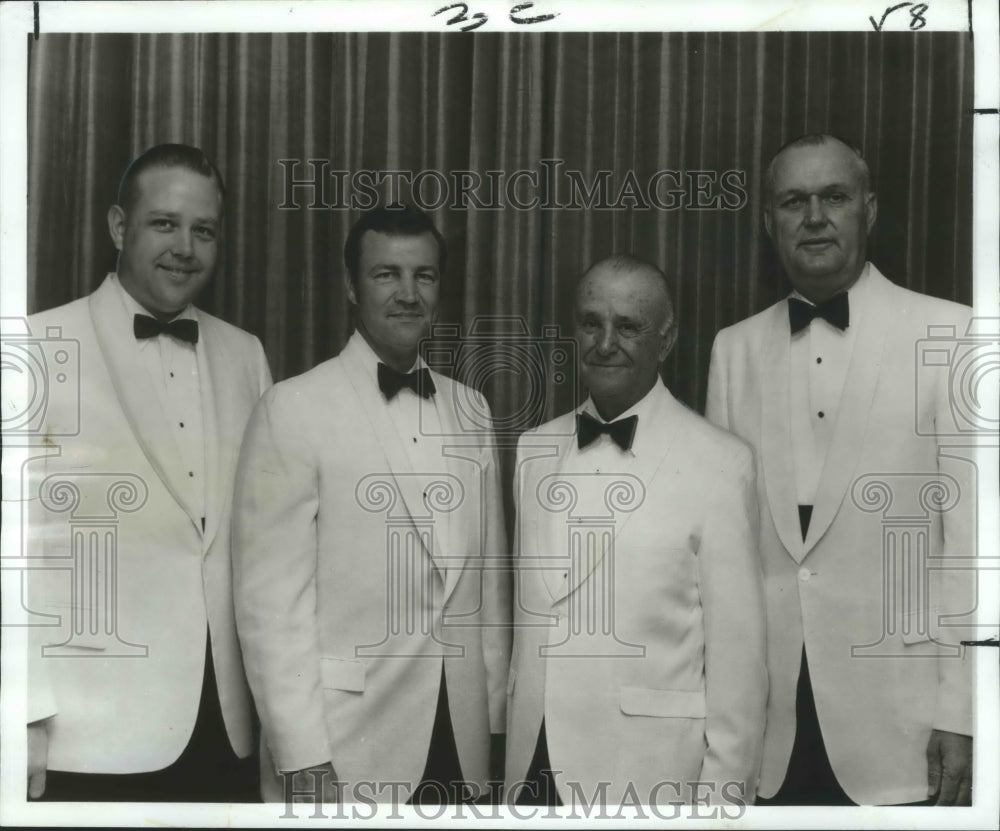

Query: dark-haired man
<box><xmin>24</xmin><ymin>144</ymin><xmax>272</xmax><ymax>801</ymax></box>
<box><xmin>707</xmin><ymin>134</ymin><xmax>974</xmax><ymax>805</ymax></box>
<box><xmin>233</xmin><ymin>205</ymin><xmax>510</xmax><ymax>805</ymax></box>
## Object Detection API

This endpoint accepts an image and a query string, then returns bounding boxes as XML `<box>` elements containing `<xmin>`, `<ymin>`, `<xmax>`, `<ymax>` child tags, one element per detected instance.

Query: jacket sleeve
<box><xmin>704</xmin><ymin>330</ymin><xmax>730</xmax><ymax>429</ymax></box>
<box><xmin>928</xmin><ymin>307</ymin><xmax>976</xmax><ymax>738</ymax></box>
<box><xmin>696</xmin><ymin>440</ymin><xmax>768</xmax><ymax>803</ymax></box>
<box><xmin>232</xmin><ymin>385</ymin><xmax>332</xmax><ymax>773</ymax></box>
<box><xmin>477</xmin><ymin>393</ymin><xmax>512</xmax><ymax>735</ymax></box>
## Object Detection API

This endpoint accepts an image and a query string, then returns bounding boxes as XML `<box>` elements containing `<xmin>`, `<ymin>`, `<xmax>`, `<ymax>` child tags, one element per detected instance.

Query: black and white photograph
<box><xmin>1</xmin><ymin>1</ymin><xmax>997</xmax><ymax>827</ymax></box>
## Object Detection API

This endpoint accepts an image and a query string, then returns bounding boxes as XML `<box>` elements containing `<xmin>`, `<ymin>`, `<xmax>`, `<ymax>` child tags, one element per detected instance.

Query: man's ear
<box><xmin>659</xmin><ymin>318</ymin><xmax>678</xmax><ymax>362</ymax></box>
<box><xmin>865</xmin><ymin>192</ymin><xmax>878</xmax><ymax>234</ymax></box>
<box><xmin>107</xmin><ymin>205</ymin><xmax>126</xmax><ymax>251</ymax></box>
<box><xmin>343</xmin><ymin>271</ymin><xmax>358</xmax><ymax>305</ymax></box>
<box><xmin>763</xmin><ymin>205</ymin><xmax>774</xmax><ymax>241</ymax></box>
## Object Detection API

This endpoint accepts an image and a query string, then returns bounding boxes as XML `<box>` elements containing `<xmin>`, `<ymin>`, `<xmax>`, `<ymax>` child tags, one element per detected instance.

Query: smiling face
<box><xmin>575</xmin><ymin>263</ymin><xmax>676</xmax><ymax>421</ymax></box>
<box><xmin>108</xmin><ymin>166</ymin><xmax>222</xmax><ymax>320</ymax></box>
<box><xmin>765</xmin><ymin>139</ymin><xmax>877</xmax><ymax>303</ymax></box>
<box><xmin>345</xmin><ymin>230</ymin><xmax>441</xmax><ymax>371</ymax></box>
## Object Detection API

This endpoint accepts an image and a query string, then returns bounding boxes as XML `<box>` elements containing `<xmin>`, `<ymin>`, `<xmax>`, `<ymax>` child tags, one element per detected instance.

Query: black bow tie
<box><xmin>788</xmin><ymin>293</ymin><xmax>849</xmax><ymax>335</ymax></box>
<box><xmin>576</xmin><ymin>412</ymin><xmax>638</xmax><ymax>451</ymax></box>
<box><xmin>377</xmin><ymin>363</ymin><xmax>436</xmax><ymax>400</ymax></box>
<box><xmin>133</xmin><ymin>313</ymin><xmax>199</xmax><ymax>344</ymax></box>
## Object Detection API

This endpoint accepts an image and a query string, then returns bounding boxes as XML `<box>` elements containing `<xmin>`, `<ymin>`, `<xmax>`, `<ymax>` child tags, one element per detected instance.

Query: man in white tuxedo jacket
<box><xmin>22</xmin><ymin>145</ymin><xmax>272</xmax><ymax>801</ymax></box>
<box><xmin>706</xmin><ymin>134</ymin><xmax>975</xmax><ymax>806</ymax></box>
<box><xmin>505</xmin><ymin>256</ymin><xmax>767</xmax><ymax>809</ymax></box>
<box><xmin>233</xmin><ymin>206</ymin><xmax>510</xmax><ymax>806</ymax></box>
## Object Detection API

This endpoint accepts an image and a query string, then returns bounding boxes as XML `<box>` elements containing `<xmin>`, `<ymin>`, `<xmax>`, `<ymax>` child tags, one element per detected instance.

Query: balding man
<box><xmin>707</xmin><ymin>134</ymin><xmax>975</xmax><ymax>805</ymax></box>
<box><xmin>505</xmin><ymin>256</ymin><xmax>767</xmax><ymax>809</ymax></box>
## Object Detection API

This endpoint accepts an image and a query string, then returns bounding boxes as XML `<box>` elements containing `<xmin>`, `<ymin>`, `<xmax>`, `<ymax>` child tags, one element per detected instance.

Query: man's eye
<box><xmin>826</xmin><ymin>193</ymin><xmax>847</xmax><ymax>205</ymax></box>
<box><xmin>416</xmin><ymin>272</ymin><xmax>438</xmax><ymax>284</ymax></box>
<box><xmin>151</xmin><ymin>218</ymin><xmax>175</xmax><ymax>230</ymax></box>
<box><xmin>578</xmin><ymin>319</ymin><xmax>599</xmax><ymax>331</ymax></box>
<box><xmin>194</xmin><ymin>227</ymin><xmax>216</xmax><ymax>240</ymax></box>
<box><xmin>373</xmin><ymin>271</ymin><xmax>395</xmax><ymax>281</ymax></box>
<box><xmin>781</xmin><ymin>196</ymin><xmax>803</xmax><ymax>208</ymax></box>
<box><xmin>618</xmin><ymin>323</ymin><xmax>639</xmax><ymax>336</ymax></box>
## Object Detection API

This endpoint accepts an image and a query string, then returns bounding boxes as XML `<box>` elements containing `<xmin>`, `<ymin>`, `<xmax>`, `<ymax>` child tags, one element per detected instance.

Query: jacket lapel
<box><xmin>340</xmin><ymin>337</ymin><xmax>444</xmax><ymax>573</ymax></box>
<box><xmin>435</xmin><ymin>377</ymin><xmax>475</xmax><ymax>602</ymax></box>
<box><xmin>553</xmin><ymin>384</ymin><xmax>679</xmax><ymax>604</ymax></box>
<box><xmin>88</xmin><ymin>277</ymin><xmax>201</xmax><ymax>532</ymax></box>
<box><xmin>197</xmin><ymin>313</ymin><xmax>242</xmax><ymax>553</ymax></box>
<box><xmin>528</xmin><ymin>430</ymin><xmax>577</xmax><ymax>602</ymax></box>
<box><xmin>759</xmin><ymin>302</ymin><xmax>807</xmax><ymax>563</ymax></box>
<box><xmin>803</xmin><ymin>268</ymin><xmax>892</xmax><ymax>554</ymax></box>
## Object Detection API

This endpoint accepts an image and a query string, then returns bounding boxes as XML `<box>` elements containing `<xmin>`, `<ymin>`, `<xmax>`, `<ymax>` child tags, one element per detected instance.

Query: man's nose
<box><xmin>396</xmin><ymin>274</ymin><xmax>419</xmax><ymax>303</ymax></box>
<box><xmin>803</xmin><ymin>194</ymin><xmax>827</xmax><ymax>227</ymax></box>
<box><xmin>595</xmin><ymin>325</ymin><xmax>618</xmax><ymax>354</ymax></box>
<box><xmin>172</xmin><ymin>228</ymin><xmax>194</xmax><ymax>257</ymax></box>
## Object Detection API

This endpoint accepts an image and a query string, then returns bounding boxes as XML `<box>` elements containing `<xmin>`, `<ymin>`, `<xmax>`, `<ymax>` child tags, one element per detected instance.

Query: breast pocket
<box><xmin>619</xmin><ymin>686</ymin><xmax>706</xmax><ymax>719</ymax></box>
<box><xmin>320</xmin><ymin>657</ymin><xmax>366</xmax><ymax>693</ymax></box>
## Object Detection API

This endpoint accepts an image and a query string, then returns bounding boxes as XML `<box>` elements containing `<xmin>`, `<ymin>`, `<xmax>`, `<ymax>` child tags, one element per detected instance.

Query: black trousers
<box><xmin>37</xmin><ymin>633</ymin><xmax>258</xmax><ymax>803</ymax></box>
<box><xmin>757</xmin><ymin>504</ymin><xmax>852</xmax><ymax>806</ymax></box>
<box><xmin>515</xmin><ymin>721</ymin><xmax>562</xmax><ymax>807</ymax></box>
<box><xmin>407</xmin><ymin>666</ymin><xmax>473</xmax><ymax>805</ymax></box>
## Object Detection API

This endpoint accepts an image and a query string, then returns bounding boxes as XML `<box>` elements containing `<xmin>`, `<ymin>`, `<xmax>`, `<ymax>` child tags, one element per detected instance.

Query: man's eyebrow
<box><xmin>146</xmin><ymin>210</ymin><xmax>220</xmax><ymax>225</ymax></box>
<box><xmin>776</xmin><ymin>182</ymin><xmax>853</xmax><ymax>196</ymax></box>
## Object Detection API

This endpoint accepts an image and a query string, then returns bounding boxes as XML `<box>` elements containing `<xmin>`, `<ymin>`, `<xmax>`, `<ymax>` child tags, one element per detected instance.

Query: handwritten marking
<box><xmin>434</xmin><ymin>1</ymin><xmax>558</xmax><ymax>31</ymax></box>
<box><xmin>869</xmin><ymin>2</ymin><xmax>928</xmax><ymax>31</ymax></box>
<box><xmin>433</xmin><ymin>3</ymin><xmax>488</xmax><ymax>32</ymax></box>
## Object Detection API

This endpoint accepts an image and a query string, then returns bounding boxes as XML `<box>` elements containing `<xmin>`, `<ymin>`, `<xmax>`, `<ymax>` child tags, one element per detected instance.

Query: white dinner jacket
<box><xmin>233</xmin><ymin>332</ymin><xmax>511</xmax><ymax>802</ymax></box>
<box><xmin>24</xmin><ymin>274</ymin><xmax>271</xmax><ymax>772</ymax></box>
<box><xmin>505</xmin><ymin>381</ymin><xmax>767</xmax><ymax>806</ymax></box>
<box><xmin>706</xmin><ymin>265</ymin><xmax>975</xmax><ymax>804</ymax></box>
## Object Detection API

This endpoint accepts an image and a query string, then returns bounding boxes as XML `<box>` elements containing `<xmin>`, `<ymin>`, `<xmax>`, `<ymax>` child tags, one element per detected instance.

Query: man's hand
<box><xmin>27</xmin><ymin>721</ymin><xmax>48</xmax><ymax>799</ymax></box>
<box><xmin>283</xmin><ymin>761</ymin><xmax>341</xmax><ymax>805</ymax></box>
<box><xmin>927</xmin><ymin>729</ymin><xmax>972</xmax><ymax>805</ymax></box>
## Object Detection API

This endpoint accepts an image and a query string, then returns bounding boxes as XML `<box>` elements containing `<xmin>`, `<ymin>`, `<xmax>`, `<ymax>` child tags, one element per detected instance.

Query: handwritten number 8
<box><xmin>909</xmin><ymin>4</ymin><xmax>927</xmax><ymax>30</ymax></box>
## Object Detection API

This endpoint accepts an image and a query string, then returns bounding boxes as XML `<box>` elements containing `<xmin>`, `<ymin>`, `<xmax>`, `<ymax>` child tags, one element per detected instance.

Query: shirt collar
<box><xmin>112</xmin><ymin>272</ymin><xmax>197</xmax><ymax>334</ymax></box>
<box><xmin>349</xmin><ymin>328</ymin><xmax>426</xmax><ymax>383</ymax></box>
<box><xmin>582</xmin><ymin>377</ymin><xmax>662</xmax><ymax>426</ymax></box>
<box><xmin>790</xmin><ymin>261</ymin><xmax>871</xmax><ymax>308</ymax></box>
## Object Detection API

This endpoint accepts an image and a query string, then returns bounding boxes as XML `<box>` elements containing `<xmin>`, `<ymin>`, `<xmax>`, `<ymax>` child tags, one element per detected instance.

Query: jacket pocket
<box><xmin>900</xmin><ymin>608</ymin><xmax>933</xmax><ymax>645</ymax></box>
<box><xmin>619</xmin><ymin>686</ymin><xmax>705</xmax><ymax>718</ymax></box>
<box><xmin>320</xmin><ymin>657</ymin><xmax>366</xmax><ymax>692</ymax></box>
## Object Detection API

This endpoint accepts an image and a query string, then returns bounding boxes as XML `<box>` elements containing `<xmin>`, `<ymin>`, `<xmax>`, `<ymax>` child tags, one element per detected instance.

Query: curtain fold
<box><xmin>28</xmin><ymin>32</ymin><xmax>973</xmax><ymax>416</ymax></box>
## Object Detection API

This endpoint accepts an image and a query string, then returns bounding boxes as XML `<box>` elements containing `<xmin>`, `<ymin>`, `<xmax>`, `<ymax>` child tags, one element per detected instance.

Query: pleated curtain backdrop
<box><xmin>28</xmin><ymin>32</ymin><xmax>973</xmax><ymax>421</ymax></box>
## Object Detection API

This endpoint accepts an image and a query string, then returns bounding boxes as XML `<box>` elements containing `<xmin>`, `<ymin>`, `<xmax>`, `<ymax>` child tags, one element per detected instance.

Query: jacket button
<box><xmin>798</xmin><ymin>568</ymin><xmax>811</xmax><ymax>582</ymax></box>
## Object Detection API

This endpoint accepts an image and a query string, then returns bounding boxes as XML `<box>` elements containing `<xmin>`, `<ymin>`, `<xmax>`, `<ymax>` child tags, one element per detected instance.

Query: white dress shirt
<box><xmin>543</xmin><ymin>381</ymin><xmax>662</xmax><ymax>566</ymax></box>
<box><xmin>111</xmin><ymin>273</ymin><xmax>206</xmax><ymax>523</ymax></box>
<box><xmin>351</xmin><ymin>331</ymin><xmax>450</xmax><ymax>554</ymax></box>
<box><xmin>789</xmin><ymin>263</ymin><xmax>871</xmax><ymax>506</ymax></box>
